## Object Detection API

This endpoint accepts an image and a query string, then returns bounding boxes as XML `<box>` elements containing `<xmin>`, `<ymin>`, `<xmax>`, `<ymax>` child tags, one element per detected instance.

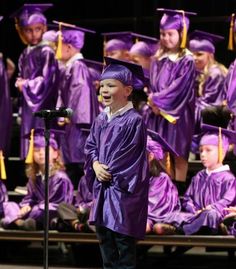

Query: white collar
<box><xmin>104</xmin><ymin>101</ymin><xmax>133</xmax><ymax>122</ymax></box>
<box><xmin>158</xmin><ymin>48</ymin><xmax>192</xmax><ymax>62</ymax></box>
<box><xmin>206</xmin><ymin>164</ymin><xmax>230</xmax><ymax>175</ymax></box>
<box><xmin>65</xmin><ymin>52</ymin><xmax>84</xmax><ymax>67</ymax></box>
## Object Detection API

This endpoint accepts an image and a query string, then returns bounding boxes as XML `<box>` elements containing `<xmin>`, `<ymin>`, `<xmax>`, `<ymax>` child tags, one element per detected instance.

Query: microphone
<box><xmin>34</xmin><ymin>108</ymin><xmax>73</xmax><ymax>118</ymax></box>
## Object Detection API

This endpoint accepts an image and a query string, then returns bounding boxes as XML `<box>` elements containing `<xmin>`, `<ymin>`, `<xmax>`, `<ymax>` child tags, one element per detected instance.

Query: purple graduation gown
<box><xmin>192</xmin><ymin>64</ymin><xmax>227</xmax><ymax>151</ymax></box>
<box><xmin>146</xmin><ymin>51</ymin><xmax>196</xmax><ymax>159</ymax></box>
<box><xmin>18</xmin><ymin>43</ymin><xmax>59</xmax><ymax>159</ymax></box>
<box><xmin>58</xmin><ymin>57</ymin><xmax>99</xmax><ymax>164</ymax></box>
<box><xmin>165</xmin><ymin>167</ymin><xmax>236</xmax><ymax>234</ymax></box>
<box><xmin>84</xmin><ymin>108</ymin><xmax>149</xmax><ymax>239</ymax></box>
<box><xmin>147</xmin><ymin>172</ymin><xmax>181</xmax><ymax>228</ymax></box>
<box><xmin>0</xmin><ymin>56</ymin><xmax>12</xmax><ymax>155</ymax></box>
<box><xmin>74</xmin><ymin>175</ymin><xmax>93</xmax><ymax>210</ymax></box>
<box><xmin>2</xmin><ymin>170</ymin><xmax>74</xmax><ymax>225</ymax></box>
<box><xmin>0</xmin><ymin>180</ymin><xmax>8</xmax><ymax>217</ymax></box>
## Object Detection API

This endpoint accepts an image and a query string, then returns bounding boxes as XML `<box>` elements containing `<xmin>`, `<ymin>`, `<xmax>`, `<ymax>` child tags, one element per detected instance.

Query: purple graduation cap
<box><xmin>200</xmin><ymin>123</ymin><xmax>236</xmax><ymax>162</ymax></box>
<box><xmin>53</xmin><ymin>20</ymin><xmax>95</xmax><ymax>50</ymax></box>
<box><xmin>102</xmin><ymin>31</ymin><xmax>134</xmax><ymax>53</ymax></box>
<box><xmin>100</xmin><ymin>56</ymin><xmax>146</xmax><ymax>89</ymax></box>
<box><xmin>129</xmin><ymin>32</ymin><xmax>159</xmax><ymax>57</ymax></box>
<box><xmin>189</xmin><ymin>30</ymin><xmax>224</xmax><ymax>54</ymax></box>
<box><xmin>10</xmin><ymin>3</ymin><xmax>53</xmax><ymax>27</ymax></box>
<box><xmin>157</xmin><ymin>8</ymin><xmax>197</xmax><ymax>48</ymax></box>
<box><xmin>82</xmin><ymin>58</ymin><xmax>104</xmax><ymax>81</ymax></box>
<box><xmin>24</xmin><ymin>128</ymin><xmax>65</xmax><ymax>163</ymax></box>
<box><xmin>147</xmin><ymin>129</ymin><xmax>179</xmax><ymax>159</ymax></box>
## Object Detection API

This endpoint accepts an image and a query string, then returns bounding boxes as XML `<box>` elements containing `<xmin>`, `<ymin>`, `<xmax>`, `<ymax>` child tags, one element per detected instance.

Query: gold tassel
<box><xmin>15</xmin><ymin>18</ymin><xmax>28</xmax><ymax>45</ymax></box>
<box><xmin>0</xmin><ymin>150</ymin><xmax>6</xmax><ymax>180</ymax></box>
<box><xmin>103</xmin><ymin>35</ymin><xmax>107</xmax><ymax>58</ymax></box>
<box><xmin>55</xmin><ymin>22</ymin><xmax>63</xmax><ymax>60</ymax></box>
<box><xmin>166</xmin><ymin>152</ymin><xmax>171</xmax><ymax>176</ymax></box>
<box><xmin>218</xmin><ymin>127</ymin><xmax>223</xmax><ymax>163</ymax></box>
<box><xmin>179</xmin><ymin>10</ymin><xmax>187</xmax><ymax>49</ymax></box>
<box><xmin>228</xmin><ymin>13</ymin><xmax>235</xmax><ymax>50</ymax></box>
<box><xmin>25</xmin><ymin>129</ymin><xmax>34</xmax><ymax>164</ymax></box>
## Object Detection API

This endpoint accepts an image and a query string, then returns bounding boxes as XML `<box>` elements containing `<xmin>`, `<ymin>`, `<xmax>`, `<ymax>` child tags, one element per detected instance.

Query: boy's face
<box><xmin>22</xmin><ymin>23</ymin><xmax>46</xmax><ymax>46</ymax></box>
<box><xmin>160</xmin><ymin>29</ymin><xmax>180</xmax><ymax>51</ymax></box>
<box><xmin>100</xmin><ymin>79</ymin><xmax>132</xmax><ymax>112</ymax></box>
<box><xmin>199</xmin><ymin>144</ymin><xmax>223</xmax><ymax>170</ymax></box>
<box><xmin>106</xmin><ymin>49</ymin><xmax>130</xmax><ymax>61</ymax></box>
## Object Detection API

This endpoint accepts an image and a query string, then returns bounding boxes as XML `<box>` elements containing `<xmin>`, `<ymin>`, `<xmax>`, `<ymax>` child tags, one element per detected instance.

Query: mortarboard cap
<box><xmin>100</xmin><ymin>56</ymin><xmax>146</xmax><ymax>89</ymax></box>
<box><xmin>82</xmin><ymin>59</ymin><xmax>104</xmax><ymax>81</ymax></box>
<box><xmin>102</xmin><ymin>31</ymin><xmax>134</xmax><ymax>53</ymax></box>
<box><xmin>189</xmin><ymin>30</ymin><xmax>224</xmax><ymax>54</ymax></box>
<box><xmin>10</xmin><ymin>3</ymin><xmax>53</xmax><ymax>27</ymax></box>
<box><xmin>129</xmin><ymin>33</ymin><xmax>159</xmax><ymax>57</ymax></box>
<box><xmin>24</xmin><ymin>128</ymin><xmax>64</xmax><ymax>164</ymax></box>
<box><xmin>147</xmin><ymin>129</ymin><xmax>178</xmax><ymax>175</ymax></box>
<box><xmin>53</xmin><ymin>20</ymin><xmax>95</xmax><ymax>59</ymax></box>
<box><xmin>157</xmin><ymin>8</ymin><xmax>197</xmax><ymax>48</ymax></box>
<box><xmin>147</xmin><ymin>129</ymin><xmax>179</xmax><ymax>157</ymax></box>
<box><xmin>200</xmin><ymin>123</ymin><xmax>236</xmax><ymax>162</ymax></box>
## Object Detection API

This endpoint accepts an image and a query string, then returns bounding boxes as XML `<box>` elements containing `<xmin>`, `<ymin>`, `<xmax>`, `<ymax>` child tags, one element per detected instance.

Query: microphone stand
<box><xmin>43</xmin><ymin>117</ymin><xmax>51</xmax><ymax>269</ymax></box>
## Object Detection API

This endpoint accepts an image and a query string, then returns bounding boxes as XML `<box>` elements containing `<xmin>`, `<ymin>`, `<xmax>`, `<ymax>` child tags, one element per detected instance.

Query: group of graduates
<box><xmin>1</xmin><ymin>3</ymin><xmax>236</xmax><ymax>268</ymax></box>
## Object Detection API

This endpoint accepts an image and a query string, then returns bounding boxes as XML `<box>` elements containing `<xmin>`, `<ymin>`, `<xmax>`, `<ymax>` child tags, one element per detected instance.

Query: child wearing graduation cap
<box><xmin>146</xmin><ymin>129</ymin><xmax>181</xmax><ymax>235</ymax></box>
<box><xmin>189</xmin><ymin>30</ymin><xmax>228</xmax><ymax>157</ymax></box>
<box><xmin>102</xmin><ymin>31</ymin><xmax>133</xmax><ymax>61</ymax></box>
<box><xmin>146</xmin><ymin>8</ymin><xmax>197</xmax><ymax>193</ymax></box>
<box><xmin>1</xmin><ymin>129</ymin><xmax>74</xmax><ymax>230</ymax></box>
<box><xmin>84</xmin><ymin>57</ymin><xmax>149</xmax><ymax>269</ymax></box>
<box><xmin>53</xmin><ymin>21</ymin><xmax>99</xmax><ymax>188</ymax></box>
<box><xmin>10</xmin><ymin>3</ymin><xmax>59</xmax><ymax>160</ymax></box>
<box><xmin>163</xmin><ymin>124</ymin><xmax>236</xmax><ymax>235</ymax></box>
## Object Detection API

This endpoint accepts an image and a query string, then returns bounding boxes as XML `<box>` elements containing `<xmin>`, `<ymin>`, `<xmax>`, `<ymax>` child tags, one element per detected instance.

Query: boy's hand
<box><xmin>148</xmin><ymin>95</ymin><xmax>160</xmax><ymax>115</ymax></box>
<box><xmin>15</xmin><ymin>78</ymin><xmax>27</xmax><ymax>92</ymax></box>
<box><xmin>93</xmin><ymin>161</ymin><xmax>112</xmax><ymax>182</ymax></box>
<box><xmin>18</xmin><ymin>205</ymin><xmax>31</xmax><ymax>217</ymax></box>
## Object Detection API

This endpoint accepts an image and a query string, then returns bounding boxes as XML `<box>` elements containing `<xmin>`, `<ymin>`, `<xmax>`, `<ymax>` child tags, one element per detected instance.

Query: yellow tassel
<box><xmin>179</xmin><ymin>10</ymin><xmax>187</xmax><ymax>49</ymax></box>
<box><xmin>160</xmin><ymin>111</ymin><xmax>177</xmax><ymax>124</ymax></box>
<box><xmin>55</xmin><ymin>22</ymin><xmax>63</xmax><ymax>60</ymax></box>
<box><xmin>166</xmin><ymin>152</ymin><xmax>171</xmax><ymax>176</ymax></box>
<box><xmin>103</xmin><ymin>35</ymin><xmax>107</xmax><ymax>57</ymax></box>
<box><xmin>25</xmin><ymin>129</ymin><xmax>34</xmax><ymax>164</ymax></box>
<box><xmin>218</xmin><ymin>127</ymin><xmax>223</xmax><ymax>163</ymax></box>
<box><xmin>15</xmin><ymin>18</ymin><xmax>28</xmax><ymax>45</ymax></box>
<box><xmin>228</xmin><ymin>13</ymin><xmax>235</xmax><ymax>50</ymax></box>
<box><xmin>0</xmin><ymin>150</ymin><xmax>6</xmax><ymax>180</ymax></box>
<box><xmin>98</xmin><ymin>95</ymin><xmax>103</xmax><ymax>103</ymax></box>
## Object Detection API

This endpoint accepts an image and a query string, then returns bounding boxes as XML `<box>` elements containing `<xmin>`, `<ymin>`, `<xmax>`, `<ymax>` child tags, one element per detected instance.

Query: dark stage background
<box><xmin>0</xmin><ymin>0</ymin><xmax>236</xmax><ymax>99</ymax></box>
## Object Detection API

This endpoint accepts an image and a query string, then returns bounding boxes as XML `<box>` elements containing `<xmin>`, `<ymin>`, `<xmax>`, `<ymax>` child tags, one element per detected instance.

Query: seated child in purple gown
<box><xmin>84</xmin><ymin>57</ymin><xmax>149</xmax><ymax>269</ymax></box>
<box><xmin>145</xmin><ymin>129</ymin><xmax>181</xmax><ymax>235</ymax></box>
<box><xmin>165</xmin><ymin>124</ymin><xmax>236</xmax><ymax>235</ymax></box>
<box><xmin>1</xmin><ymin>129</ymin><xmax>74</xmax><ymax>230</ymax></box>
<box><xmin>53</xmin><ymin>175</ymin><xmax>94</xmax><ymax>232</ymax></box>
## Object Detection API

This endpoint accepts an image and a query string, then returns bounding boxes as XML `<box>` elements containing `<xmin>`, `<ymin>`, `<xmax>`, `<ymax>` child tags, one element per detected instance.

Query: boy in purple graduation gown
<box><xmin>54</xmin><ymin>21</ymin><xmax>99</xmax><ymax>187</ymax></box>
<box><xmin>164</xmin><ymin>124</ymin><xmax>236</xmax><ymax>235</ymax></box>
<box><xmin>189</xmin><ymin>30</ymin><xmax>228</xmax><ymax>155</ymax></box>
<box><xmin>1</xmin><ymin>129</ymin><xmax>74</xmax><ymax>230</ymax></box>
<box><xmin>146</xmin><ymin>8</ymin><xmax>196</xmax><ymax>191</ymax></box>
<box><xmin>10</xmin><ymin>4</ymin><xmax>59</xmax><ymax>159</ymax></box>
<box><xmin>146</xmin><ymin>130</ymin><xmax>181</xmax><ymax>235</ymax></box>
<box><xmin>84</xmin><ymin>57</ymin><xmax>149</xmax><ymax>269</ymax></box>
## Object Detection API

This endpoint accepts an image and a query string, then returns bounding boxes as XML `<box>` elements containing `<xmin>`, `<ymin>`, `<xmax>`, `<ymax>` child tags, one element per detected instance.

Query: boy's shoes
<box><xmin>153</xmin><ymin>223</ymin><xmax>177</xmax><ymax>235</ymax></box>
<box><xmin>219</xmin><ymin>223</ymin><xmax>228</xmax><ymax>235</ymax></box>
<box><xmin>223</xmin><ymin>215</ymin><xmax>236</xmax><ymax>227</ymax></box>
